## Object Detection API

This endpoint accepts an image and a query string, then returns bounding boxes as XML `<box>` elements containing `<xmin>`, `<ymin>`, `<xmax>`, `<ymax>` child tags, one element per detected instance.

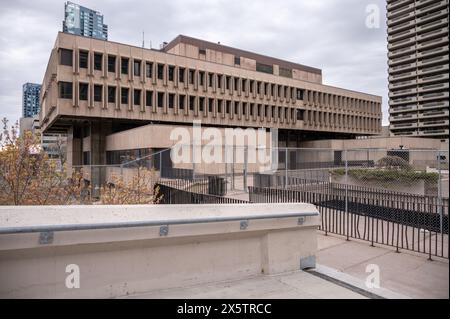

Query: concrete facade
<box><xmin>300</xmin><ymin>136</ymin><xmax>446</xmax><ymax>169</ymax></box>
<box><xmin>39</xmin><ymin>32</ymin><xmax>382</xmax><ymax>175</ymax></box>
<box><xmin>387</xmin><ymin>0</ymin><xmax>449</xmax><ymax>140</ymax></box>
<box><xmin>0</xmin><ymin>203</ymin><xmax>319</xmax><ymax>298</ymax></box>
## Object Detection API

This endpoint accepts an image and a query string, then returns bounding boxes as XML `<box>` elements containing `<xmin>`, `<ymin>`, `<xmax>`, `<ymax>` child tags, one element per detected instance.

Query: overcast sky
<box><xmin>0</xmin><ymin>0</ymin><xmax>388</xmax><ymax>125</ymax></box>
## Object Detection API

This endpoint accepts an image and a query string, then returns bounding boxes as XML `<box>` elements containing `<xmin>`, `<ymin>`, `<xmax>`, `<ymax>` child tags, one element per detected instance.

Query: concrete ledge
<box><xmin>312</xmin><ymin>264</ymin><xmax>411</xmax><ymax>299</ymax></box>
<box><xmin>0</xmin><ymin>203</ymin><xmax>320</xmax><ymax>298</ymax></box>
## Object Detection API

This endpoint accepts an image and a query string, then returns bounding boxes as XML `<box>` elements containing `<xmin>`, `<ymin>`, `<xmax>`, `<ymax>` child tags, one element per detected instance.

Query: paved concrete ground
<box><xmin>122</xmin><ymin>270</ymin><xmax>366</xmax><ymax>299</ymax></box>
<box><xmin>121</xmin><ymin>230</ymin><xmax>448</xmax><ymax>299</ymax></box>
<box><xmin>316</xmin><ymin>233</ymin><xmax>449</xmax><ymax>299</ymax></box>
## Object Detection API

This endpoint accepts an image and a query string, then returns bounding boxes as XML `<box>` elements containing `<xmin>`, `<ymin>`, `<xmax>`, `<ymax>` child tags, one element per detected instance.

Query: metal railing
<box><xmin>156</xmin><ymin>182</ymin><xmax>249</xmax><ymax>204</ymax></box>
<box><xmin>0</xmin><ymin>209</ymin><xmax>317</xmax><ymax>235</ymax></box>
<box><xmin>249</xmin><ymin>180</ymin><xmax>449</xmax><ymax>259</ymax></box>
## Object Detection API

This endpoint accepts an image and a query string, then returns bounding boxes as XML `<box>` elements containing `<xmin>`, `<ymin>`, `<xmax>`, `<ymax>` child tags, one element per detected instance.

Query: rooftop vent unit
<box><xmin>160</xmin><ymin>41</ymin><xmax>168</xmax><ymax>50</ymax></box>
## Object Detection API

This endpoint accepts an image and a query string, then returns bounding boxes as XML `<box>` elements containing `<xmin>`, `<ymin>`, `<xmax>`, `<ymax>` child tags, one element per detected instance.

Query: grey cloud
<box><xmin>0</xmin><ymin>0</ymin><xmax>389</xmax><ymax>124</ymax></box>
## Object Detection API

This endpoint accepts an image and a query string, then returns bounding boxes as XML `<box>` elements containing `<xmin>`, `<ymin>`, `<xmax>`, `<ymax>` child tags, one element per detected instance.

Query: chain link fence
<box><xmin>249</xmin><ymin>147</ymin><xmax>449</xmax><ymax>259</ymax></box>
<box><xmin>71</xmin><ymin>145</ymin><xmax>448</xmax><ymax>258</ymax></box>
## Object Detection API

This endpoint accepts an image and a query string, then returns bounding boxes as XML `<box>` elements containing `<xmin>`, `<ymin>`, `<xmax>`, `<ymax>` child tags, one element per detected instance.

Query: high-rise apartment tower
<box><xmin>62</xmin><ymin>1</ymin><xmax>108</xmax><ymax>40</ymax></box>
<box><xmin>22</xmin><ymin>82</ymin><xmax>41</xmax><ymax>118</ymax></box>
<box><xmin>387</xmin><ymin>0</ymin><xmax>449</xmax><ymax>140</ymax></box>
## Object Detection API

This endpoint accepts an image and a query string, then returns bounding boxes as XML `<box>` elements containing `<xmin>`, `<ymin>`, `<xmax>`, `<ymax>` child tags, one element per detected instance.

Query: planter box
<box><xmin>331</xmin><ymin>174</ymin><xmax>435</xmax><ymax>196</ymax></box>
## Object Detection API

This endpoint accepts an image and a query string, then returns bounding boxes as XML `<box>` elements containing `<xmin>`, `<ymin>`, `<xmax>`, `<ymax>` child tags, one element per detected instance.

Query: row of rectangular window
<box><xmin>60</xmin><ymin>49</ymin><xmax>298</xmax><ymax>93</ymax></box>
<box><xmin>60</xmin><ymin>82</ymin><xmax>376</xmax><ymax>130</ymax></box>
<box><xmin>59</xmin><ymin>48</ymin><xmax>378</xmax><ymax>113</ymax></box>
<box><xmin>58</xmin><ymin>81</ymin><xmax>287</xmax><ymax>116</ymax></box>
<box><xmin>61</xmin><ymin>81</ymin><xmax>377</xmax><ymax>126</ymax></box>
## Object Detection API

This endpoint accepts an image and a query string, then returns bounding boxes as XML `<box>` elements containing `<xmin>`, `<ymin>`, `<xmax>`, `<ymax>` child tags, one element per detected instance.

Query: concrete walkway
<box><xmin>121</xmin><ymin>231</ymin><xmax>448</xmax><ymax>299</ymax></box>
<box><xmin>316</xmin><ymin>233</ymin><xmax>449</xmax><ymax>299</ymax></box>
<box><xmin>122</xmin><ymin>270</ymin><xmax>366</xmax><ymax>299</ymax></box>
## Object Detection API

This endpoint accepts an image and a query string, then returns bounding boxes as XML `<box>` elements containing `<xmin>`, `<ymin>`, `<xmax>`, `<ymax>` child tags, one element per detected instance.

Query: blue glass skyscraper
<box><xmin>62</xmin><ymin>1</ymin><xmax>108</xmax><ymax>40</ymax></box>
<box><xmin>22</xmin><ymin>83</ymin><xmax>41</xmax><ymax>118</ymax></box>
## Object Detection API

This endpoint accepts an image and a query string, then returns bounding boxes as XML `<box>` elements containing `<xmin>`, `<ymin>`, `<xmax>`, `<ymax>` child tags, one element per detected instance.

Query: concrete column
<box><xmin>66</xmin><ymin>125</ymin><xmax>82</xmax><ymax>175</ymax></box>
<box><xmin>89</xmin><ymin>120</ymin><xmax>112</xmax><ymax>197</ymax></box>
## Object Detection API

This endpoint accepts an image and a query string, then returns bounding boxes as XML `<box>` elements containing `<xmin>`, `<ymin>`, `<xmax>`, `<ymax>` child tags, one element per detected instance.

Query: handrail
<box><xmin>0</xmin><ymin>211</ymin><xmax>318</xmax><ymax>235</ymax></box>
<box><xmin>120</xmin><ymin>147</ymin><xmax>171</xmax><ymax>166</ymax></box>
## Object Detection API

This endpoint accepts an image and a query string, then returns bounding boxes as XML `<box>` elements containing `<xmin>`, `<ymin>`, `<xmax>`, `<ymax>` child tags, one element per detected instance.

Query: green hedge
<box><xmin>331</xmin><ymin>168</ymin><xmax>439</xmax><ymax>183</ymax></box>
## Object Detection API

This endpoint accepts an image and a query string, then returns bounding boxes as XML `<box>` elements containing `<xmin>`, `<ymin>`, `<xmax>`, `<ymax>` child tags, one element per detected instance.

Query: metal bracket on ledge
<box><xmin>39</xmin><ymin>231</ymin><xmax>54</xmax><ymax>245</ymax></box>
<box><xmin>240</xmin><ymin>220</ymin><xmax>249</xmax><ymax>230</ymax></box>
<box><xmin>159</xmin><ymin>225</ymin><xmax>169</xmax><ymax>236</ymax></box>
<box><xmin>298</xmin><ymin>217</ymin><xmax>305</xmax><ymax>225</ymax></box>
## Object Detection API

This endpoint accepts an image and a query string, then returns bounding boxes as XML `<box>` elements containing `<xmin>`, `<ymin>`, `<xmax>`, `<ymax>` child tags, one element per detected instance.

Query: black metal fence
<box><xmin>156</xmin><ymin>182</ymin><xmax>249</xmax><ymax>204</ymax></box>
<box><xmin>281</xmin><ymin>160</ymin><xmax>375</xmax><ymax>170</ymax></box>
<box><xmin>253</xmin><ymin>172</ymin><xmax>330</xmax><ymax>188</ymax></box>
<box><xmin>160</xmin><ymin>167</ymin><xmax>194</xmax><ymax>180</ymax></box>
<box><xmin>249</xmin><ymin>181</ymin><xmax>449</xmax><ymax>259</ymax></box>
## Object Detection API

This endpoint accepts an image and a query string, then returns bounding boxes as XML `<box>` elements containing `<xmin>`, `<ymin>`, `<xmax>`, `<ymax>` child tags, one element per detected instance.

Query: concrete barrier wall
<box><xmin>0</xmin><ymin>203</ymin><xmax>319</xmax><ymax>298</ymax></box>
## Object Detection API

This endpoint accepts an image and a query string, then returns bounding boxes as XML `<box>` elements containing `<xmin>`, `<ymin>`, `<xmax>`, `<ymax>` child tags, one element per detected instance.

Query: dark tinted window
<box><xmin>279</xmin><ymin>67</ymin><xmax>292</xmax><ymax>78</ymax></box>
<box><xmin>121</xmin><ymin>58</ymin><xmax>129</xmax><ymax>74</ymax></box>
<box><xmin>168</xmin><ymin>65</ymin><xmax>174</xmax><ymax>81</ymax></box>
<box><xmin>79</xmin><ymin>83</ymin><xmax>88</xmax><ymax>100</ymax></box>
<box><xmin>189</xmin><ymin>70</ymin><xmax>195</xmax><ymax>84</ymax></box>
<box><xmin>208</xmin><ymin>98</ymin><xmax>213</xmax><ymax>113</ymax></box>
<box><xmin>146</xmin><ymin>62</ymin><xmax>153</xmax><ymax>78</ymax></box>
<box><xmin>189</xmin><ymin>96</ymin><xmax>195</xmax><ymax>111</ymax></box>
<box><xmin>79</xmin><ymin>51</ymin><xmax>88</xmax><ymax>68</ymax></box>
<box><xmin>179</xmin><ymin>95</ymin><xmax>185</xmax><ymax>109</ymax></box>
<box><xmin>60</xmin><ymin>49</ymin><xmax>73</xmax><ymax>66</ymax></box>
<box><xmin>168</xmin><ymin>94</ymin><xmax>174</xmax><ymax>108</ymax></box>
<box><xmin>58</xmin><ymin>81</ymin><xmax>72</xmax><ymax>99</ymax></box>
<box><xmin>178</xmin><ymin>68</ymin><xmax>185</xmax><ymax>83</ymax></box>
<box><xmin>146</xmin><ymin>91</ymin><xmax>153</xmax><ymax>107</ymax></box>
<box><xmin>157</xmin><ymin>64</ymin><xmax>164</xmax><ymax>80</ymax></box>
<box><xmin>133</xmin><ymin>60</ymin><xmax>141</xmax><ymax>76</ymax></box>
<box><xmin>134</xmin><ymin>89</ymin><xmax>141</xmax><ymax>105</ymax></box>
<box><xmin>94</xmin><ymin>85</ymin><xmax>102</xmax><ymax>102</ymax></box>
<box><xmin>157</xmin><ymin>92</ymin><xmax>164</xmax><ymax>107</ymax></box>
<box><xmin>199</xmin><ymin>97</ymin><xmax>204</xmax><ymax>112</ymax></box>
<box><xmin>208</xmin><ymin>73</ymin><xmax>213</xmax><ymax>87</ymax></box>
<box><xmin>94</xmin><ymin>53</ymin><xmax>102</xmax><ymax>70</ymax></box>
<box><xmin>121</xmin><ymin>88</ymin><xmax>129</xmax><ymax>104</ymax></box>
<box><xmin>108</xmin><ymin>86</ymin><xmax>116</xmax><ymax>103</ymax></box>
<box><xmin>83</xmin><ymin>151</ymin><xmax>90</xmax><ymax>165</ymax></box>
<box><xmin>256</xmin><ymin>62</ymin><xmax>273</xmax><ymax>74</ymax></box>
<box><xmin>108</xmin><ymin>55</ymin><xmax>116</xmax><ymax>73</ymax></box>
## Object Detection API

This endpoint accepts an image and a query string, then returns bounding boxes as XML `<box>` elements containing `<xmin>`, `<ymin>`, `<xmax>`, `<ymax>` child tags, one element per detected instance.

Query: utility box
<box><xmin>208</xmin><ymin>176</ymin><xmax>226</xmax><ymax>196</ymax></box>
